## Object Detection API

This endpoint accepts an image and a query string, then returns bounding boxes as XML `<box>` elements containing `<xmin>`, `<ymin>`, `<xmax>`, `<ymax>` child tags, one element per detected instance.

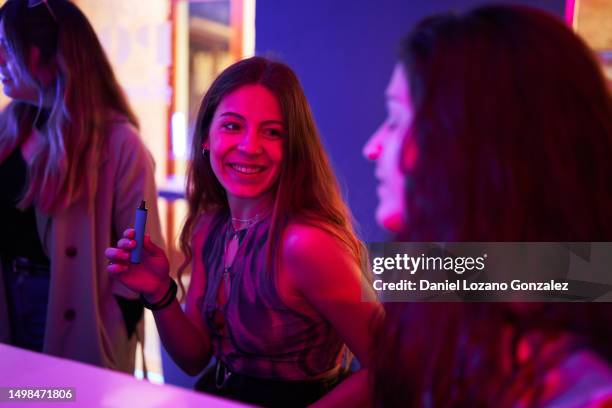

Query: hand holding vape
<box><xmin>130</xmin><ymin>200</ymin><xmax>147</xmax><ymax>264</ymax></box>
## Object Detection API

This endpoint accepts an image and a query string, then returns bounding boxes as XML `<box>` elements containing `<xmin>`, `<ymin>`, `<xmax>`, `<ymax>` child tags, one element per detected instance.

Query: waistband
<box><xmin>2</xmin><ymin>256</ymin><xmax>50</xmax><ymax>277</ymax></box>
<box><xmin>201</xmin><ymin>359</ymin><xmax>343</xmax><ymax>407</ymax></box>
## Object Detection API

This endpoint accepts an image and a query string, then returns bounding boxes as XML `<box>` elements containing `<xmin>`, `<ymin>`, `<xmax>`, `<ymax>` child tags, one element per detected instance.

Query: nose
<box><xmin>363</xmin><ymin>127</ymin><xmax>384</xmax><ymax>161</ymax></box>
<box><xmin>237</xmin><ymin>127</ymin><xmax>262</xmax><ymax>155</ymax></box>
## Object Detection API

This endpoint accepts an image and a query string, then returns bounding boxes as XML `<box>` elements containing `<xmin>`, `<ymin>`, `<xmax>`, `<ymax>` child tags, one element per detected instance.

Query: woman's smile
<box><xmin>226</xmin><ymin>162</ymin><xmax>268</xmax><ymax>175</ymax></box>
<box><xmin>208</xmin><ymin>84</ymin><xmax>284</xmax><ymax>201</ymax></box>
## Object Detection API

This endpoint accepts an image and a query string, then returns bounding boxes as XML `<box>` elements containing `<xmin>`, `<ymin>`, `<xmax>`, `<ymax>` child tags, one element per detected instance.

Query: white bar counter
<box><xmin>0</xmin><ymin>344</ymin><xmax>245</xmax><ymax>407</ymax></box>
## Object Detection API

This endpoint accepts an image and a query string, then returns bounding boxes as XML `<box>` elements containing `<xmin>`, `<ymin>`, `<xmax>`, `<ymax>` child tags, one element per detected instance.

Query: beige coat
<box><xmin>0</xmin><ymin>118</ymin><xmax>163</xmax><ymax>373</ymax></box>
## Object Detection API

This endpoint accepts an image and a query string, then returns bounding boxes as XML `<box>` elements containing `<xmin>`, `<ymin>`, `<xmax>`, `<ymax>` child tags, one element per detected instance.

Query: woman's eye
<box><xmin>263</xmin><ymin>128</ymin><xmax>284</xmax><ymax>138</ymax></box>
<box><xmin>222</xmin><ymin>122</ymin><xmax>241</xmax><ymax>131</ymax></box>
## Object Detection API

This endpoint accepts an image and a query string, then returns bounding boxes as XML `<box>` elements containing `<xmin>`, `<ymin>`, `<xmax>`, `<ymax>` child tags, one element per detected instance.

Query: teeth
<box><xmin>230</xmin><ymin>164</ymin><xmax>264</xmax><ymax>174</ymax></box>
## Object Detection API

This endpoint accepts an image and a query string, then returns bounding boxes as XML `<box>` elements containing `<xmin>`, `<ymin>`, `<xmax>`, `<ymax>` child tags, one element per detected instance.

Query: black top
<box><xmin>0</xmin><ymin>147</ymin><xmax>50</xmax><ymax>263</ymax></box>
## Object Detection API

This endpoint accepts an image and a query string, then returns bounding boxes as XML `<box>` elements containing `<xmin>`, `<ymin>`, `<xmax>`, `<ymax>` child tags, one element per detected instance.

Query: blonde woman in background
<box><xmin>0</xmin><ymin>0</ymin><xmax>162</xmax><ymax>372</ymax></box>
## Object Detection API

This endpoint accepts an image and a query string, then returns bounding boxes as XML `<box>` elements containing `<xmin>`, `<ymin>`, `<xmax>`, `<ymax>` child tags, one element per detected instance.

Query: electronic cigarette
<box><xmin>130</xmin><ymin>200</ymin><xmax>148</xmax><ymax>264</ymax></box>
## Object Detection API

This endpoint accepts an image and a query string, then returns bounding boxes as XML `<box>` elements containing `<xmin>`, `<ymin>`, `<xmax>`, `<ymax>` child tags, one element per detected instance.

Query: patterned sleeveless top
<box><xmin>201</xmin><ymin>211</ymin><xmax>347</xmax><ymax>381</ymax></box>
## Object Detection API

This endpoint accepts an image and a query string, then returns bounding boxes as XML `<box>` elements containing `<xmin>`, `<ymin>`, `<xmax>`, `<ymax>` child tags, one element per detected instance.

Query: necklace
<box><xmin>230</xmin><ymin>213</ymin><xmax>260</xmax><ymax>230</ymax></box>
<box><xmin>221</xmin><ymin>214</ymin><xmax>260</xmax><ymax>303</ymax></box>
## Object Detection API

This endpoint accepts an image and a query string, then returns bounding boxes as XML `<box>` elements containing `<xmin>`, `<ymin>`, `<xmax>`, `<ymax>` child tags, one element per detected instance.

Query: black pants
<box><xmin>2</xmin><ymin>257</ymin><xmax>50</xmax><ymax>352</ymax></box>
<box><xmin>195</xmin><ymin>360</ymin><xmax>343</xmax><ymax>407</ymax></box>
<box><xmin>2</xmin><ymin>257</ymin><xmax>142</xmax><ymax>352</ymax></box>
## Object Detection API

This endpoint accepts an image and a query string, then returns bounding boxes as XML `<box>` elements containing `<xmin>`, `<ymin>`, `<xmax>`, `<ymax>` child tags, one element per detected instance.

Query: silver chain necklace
<box><xmin>230</xmin><ymin>213</ymin><xmax>260</xmax><ymax>230</ymax></box>
<box><xmin>221</xmin><ymin>213</ymin><xmax>261</xmax><ymax>302</ymax></box>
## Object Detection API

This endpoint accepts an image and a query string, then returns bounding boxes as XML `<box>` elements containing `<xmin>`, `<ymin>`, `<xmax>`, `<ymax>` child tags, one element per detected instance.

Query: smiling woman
<box><xmin>206</xmin><ymin>84</ymin><xmax>284</xmax><ymax>202</ymax></box>
<box><xmin>106</xmin><ymin>56</ymin><xmax>381</xmax><ymax>407</ymax></box>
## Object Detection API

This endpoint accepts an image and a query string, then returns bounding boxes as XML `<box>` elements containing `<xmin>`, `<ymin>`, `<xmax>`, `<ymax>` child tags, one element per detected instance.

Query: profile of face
<box><xmin>206</xmin><ymin>84</ymin><xmax>285</xmax><ymax>202</ymax></box>
<box><xmin>363</xmin><ymin>64</ymin><xmax>414</xmax><ymax>233</ymax></box>
<box><xmin>0</xmin><ymin>19</ymin><xmax>40</xmax><ymax>104</ymax></box>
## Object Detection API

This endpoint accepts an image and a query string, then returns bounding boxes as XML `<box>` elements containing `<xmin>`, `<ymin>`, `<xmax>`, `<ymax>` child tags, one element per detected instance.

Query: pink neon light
<box><xmin>565</xmin><ymin>0</ymin><xmax>576</xmax><ymax>27</ymax></box>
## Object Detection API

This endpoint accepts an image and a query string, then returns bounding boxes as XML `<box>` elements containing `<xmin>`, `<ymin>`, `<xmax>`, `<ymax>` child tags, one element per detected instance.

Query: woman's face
<box><xmin>0</xmin><ymin>19</ymin><xmax>40</xmax><ymax>104</ymax></box>
<box><xmin>363</xmin><ymin>64</ymin><xmax>414</xmax><ymax>233</ymax></box>
<box><xmin>207</xmin><ymin>84</ymin><xmax>285</xmax><ymax>203</ymax></box>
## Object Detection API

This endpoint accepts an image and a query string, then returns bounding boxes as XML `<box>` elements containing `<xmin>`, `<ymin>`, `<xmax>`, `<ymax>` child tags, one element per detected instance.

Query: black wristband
<box><xmin>140</xmin><ymin>279</ymin><xmax>177</xmax><ymax>311</ymax></box>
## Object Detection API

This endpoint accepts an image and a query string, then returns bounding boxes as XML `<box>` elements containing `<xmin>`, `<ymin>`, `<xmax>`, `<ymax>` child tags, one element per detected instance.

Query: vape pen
<box><xmin>130</xmin><ymin>200</ymin><xmax>148</xmax><ymax>264</ymax></box>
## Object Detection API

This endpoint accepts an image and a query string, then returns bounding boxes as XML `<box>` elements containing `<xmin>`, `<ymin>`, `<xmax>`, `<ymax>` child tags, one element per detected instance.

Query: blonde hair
<box><xmin>0</xmin><ymin>0</ymin><xmax>137</xmax><ymax>213</ymax></box>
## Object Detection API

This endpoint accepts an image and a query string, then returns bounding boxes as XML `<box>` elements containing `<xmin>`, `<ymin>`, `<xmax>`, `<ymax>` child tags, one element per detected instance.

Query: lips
<box><xmin>227</xmin><ymin>163</ymin><xmax>266</xmax><ymax>175</ymax></box>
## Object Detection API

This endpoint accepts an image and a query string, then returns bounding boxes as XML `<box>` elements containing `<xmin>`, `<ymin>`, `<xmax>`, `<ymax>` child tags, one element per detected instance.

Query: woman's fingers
<box><xmin>107</xmin><ymin>262</ymin><xmax>128</xmax><ymax>275</ymax></box>
<box><xmin>117</xmin><ymin>237</ymin><xmax>136</xmax><ymax>250</ymax></box>
<box><xmin>105</xmin><ymin>247</ymin><xmax>130</xmax><ymax>262</ymax></box>
<box><xmin>123</xmin><ymin>228</ymin><xmax>135</xmax><ymax>239</ymax></box>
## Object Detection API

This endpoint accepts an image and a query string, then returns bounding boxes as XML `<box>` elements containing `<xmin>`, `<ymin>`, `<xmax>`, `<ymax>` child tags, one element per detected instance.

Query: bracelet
<box><xmin>140</xmin><ymin>279</ymin><xmax>177</xmax><ymax>311</ymax></box>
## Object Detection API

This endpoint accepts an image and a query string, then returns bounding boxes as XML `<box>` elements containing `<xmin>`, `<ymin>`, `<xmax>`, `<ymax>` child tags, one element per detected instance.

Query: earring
<box><xmin>201</xmin><ymin>142</ymin><xmax>209</xmax><ymax>157</ymax></box>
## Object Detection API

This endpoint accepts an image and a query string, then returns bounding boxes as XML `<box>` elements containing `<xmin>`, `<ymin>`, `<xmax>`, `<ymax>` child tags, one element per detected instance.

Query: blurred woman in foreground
<box><xmin>364</xmin><ymin>5</ymin><xmax>612</xmax><ymax>406</ymax></box>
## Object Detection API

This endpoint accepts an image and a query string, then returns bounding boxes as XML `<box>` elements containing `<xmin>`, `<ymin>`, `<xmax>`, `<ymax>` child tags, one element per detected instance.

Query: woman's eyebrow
<box><xmin>260</xmin><ymin>120</ymin><xmax>284</xmax><ymax>126</ymax></box>
<box><xmin>219</xmin><ymin>112</ymin><xmax>284</xmax><ymax>127</ymax></box>
<box><xmin>219</xmin><ymin>112</ymin><xmax>245</xmax><ymax>120</ymax></box>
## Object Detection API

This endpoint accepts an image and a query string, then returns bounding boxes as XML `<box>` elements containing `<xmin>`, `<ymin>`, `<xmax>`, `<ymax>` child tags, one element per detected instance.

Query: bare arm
<box><xmin>281</xmin><ymin>224</ymin><xmax>382</xmax><ymax>407</ymax></box>
<box><xmin>105</xmin><ymin>219</ymin><xmax>213</xmax><ymax>375</ymax></box>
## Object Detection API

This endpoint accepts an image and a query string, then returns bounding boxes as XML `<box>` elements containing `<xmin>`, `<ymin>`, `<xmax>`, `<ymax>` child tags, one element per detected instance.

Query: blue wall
<box><xmin>256</xmin><ymin>0</ymin><xmax>565</xmax><ymax>242</ymax></box>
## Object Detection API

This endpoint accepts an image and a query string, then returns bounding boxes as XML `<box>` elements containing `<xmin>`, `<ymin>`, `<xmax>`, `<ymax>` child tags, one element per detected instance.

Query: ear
<box><xmin>201</xmin><ymin>134</ymin><xmax>210</xmax><ymax>149</ymax></box>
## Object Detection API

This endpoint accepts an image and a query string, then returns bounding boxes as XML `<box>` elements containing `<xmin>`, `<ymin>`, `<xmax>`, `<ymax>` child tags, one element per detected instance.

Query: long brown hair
<box><xmin>178</xmin><ymin>56</ymin><xmax>364</xmax><ymax>288</ymax></box>
<box><xmin>0</xmin><ymin>0</ymin><xmax>137</xmax><ymax>213</ymax></box>
<box><xmin>373</xmin><ymin>5</ymin><xmax>612</xmax><ymax>407</ymax></box>
<box><xmin>373</xmin><ymin>302</ymin><xmax>612</xmax><ymax>407</ymax></box>
<box><xmin>400</xmin><ymin>5</ymin><xmax>612</xmax><ymax>242</ymax></box>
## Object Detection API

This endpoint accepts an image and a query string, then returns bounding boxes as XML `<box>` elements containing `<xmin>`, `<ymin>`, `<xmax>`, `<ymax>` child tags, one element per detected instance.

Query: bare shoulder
<box><xmin>279</xmin><ymin>221</ymin><xmax>380</xmax><ymax>367</ymax></box>
<box><xmin>282</xmin><ymin>222</ymin><xmax>348</xmax><ymax>259</ymax></box>
<box><xmin>281</xmin><ymin>221</ymin><xmax>361</xmax><ymax>287</ymax></box>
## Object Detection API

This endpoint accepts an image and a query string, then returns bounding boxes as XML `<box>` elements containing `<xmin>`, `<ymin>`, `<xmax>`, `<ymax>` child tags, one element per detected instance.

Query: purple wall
<box><xmin>255</xmin><ymin>0</ymin><xmax>565</xmax><ymax>242</ymax></box>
